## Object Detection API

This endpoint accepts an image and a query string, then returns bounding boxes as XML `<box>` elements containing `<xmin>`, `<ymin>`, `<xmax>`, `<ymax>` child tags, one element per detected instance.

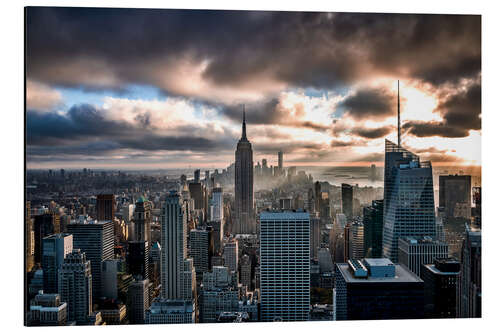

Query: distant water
<box><xmin>297</xmin><ymin>165</ymin><xmax>481</xmax><ymax>188</ymax></box>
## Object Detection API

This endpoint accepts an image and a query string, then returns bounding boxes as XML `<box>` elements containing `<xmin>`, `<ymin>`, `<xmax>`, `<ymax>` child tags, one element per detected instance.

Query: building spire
<box><xmin>242</xmin><ymin>104</ymin><xmax>247</xmax><ymax>140</ymax></box>
<box><xmin>397</xmin><ymin>80</ymin><xmax>401</xmax><ymax>147</ymax></box>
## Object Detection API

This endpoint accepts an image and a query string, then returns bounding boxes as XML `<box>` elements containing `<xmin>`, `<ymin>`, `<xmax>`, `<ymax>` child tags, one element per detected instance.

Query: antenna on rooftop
<box><xmin>398</xmin><ymin>80</ymin><xmax>401</xmax><ymax>147</ymax></box>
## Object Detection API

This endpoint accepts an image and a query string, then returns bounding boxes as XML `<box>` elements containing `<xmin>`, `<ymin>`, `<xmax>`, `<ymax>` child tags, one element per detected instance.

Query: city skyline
<box><xmin>26</xmin><ymin>8</ymin><xmax>481</xmax><ymax>170</ymax></box>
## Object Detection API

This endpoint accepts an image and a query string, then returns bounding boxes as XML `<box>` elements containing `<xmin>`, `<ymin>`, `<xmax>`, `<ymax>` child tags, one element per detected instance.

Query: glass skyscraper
<box><xmin>382</xmin><ymin>140</ymin><xmax>436</xmax><ymax>262</ymax></box>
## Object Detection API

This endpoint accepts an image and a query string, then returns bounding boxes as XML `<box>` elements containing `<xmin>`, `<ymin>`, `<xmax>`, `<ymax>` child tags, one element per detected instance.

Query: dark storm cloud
<box><xmin>340</xmin><ymin>87</ymin><xmax>397</xmax><ymax>120</ymax></box>
<box><xmin>27</xmin><ymin>105</ymin><xmax>235</xmax><ymax>155</ymax></box>
<box><xmin>26</xmin><ymin>8</ymin><xmax>480</xmax><ymax>94</ymax></box>
<box><xmin>351</xmin><ymin>126</ymin><xmax>394</xmax><ymax>139</ymax></box>
<box><xmin>403</xmin><ymin>83</ymin><xmax>481</xmax><ymax>138</ymax></box>
<box><xmin>330</xmin><ymin>139</ymin><xmax>367</xmax><ymax>147</ymax></box>
<box><xmin>221</xmin><ymin>99</ymin><xmax>331</xmax><ymax>130</ymax></box>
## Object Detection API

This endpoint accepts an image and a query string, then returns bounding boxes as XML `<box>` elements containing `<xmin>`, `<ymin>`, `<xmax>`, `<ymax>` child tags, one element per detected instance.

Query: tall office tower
<box><xmin>382</xmin><ymin>140</ymin><xmax>436</xmax><ymax>262</ymax></box>
<box><xmin>42</xmin><ymin>233</ymin><xmax>73</xmax><ymax>293</ymax></box>
<box><xmin>96</xmin><ymin>194</ymin><xmax>115</xmax><ymax>221</ymax></box>
<box><xmin>314</xmin><ymin>181</ymin><xmax>321</xmax><ymax>214</ymax></box>
<box><xmin>26</xmin><ymin>201</ymin><xmax>35</xmax><ymax>272</ymax></box>
<box><xmin>33</xmin><ymin>213</ymin><xmax>57</xmax><ymax>264</ymax></box>
<box><xmin>334</xmin><ymin>258</ymin><xmax>424</xmax><ymax>321</ymax></box>
<box><xmin>341</xmin><ymin>184</ymin><xmax>354</xmax><ymax>220</ymax></box>
<box><xmin>128</xmin><ymin>241</ymin><xmax>149</xmax><ymax>280</ymax></box>
<box><xmin>28</xmin><ymin>292</ymin><xmax>68</xmax><ymax>326</ymax></box>
<box><xmin>200</xmin><ymin>266</ymin><xmax>239</xmax><ymax>323</ymax></box>
<box><xmin>458</xmin><ymin>224</ymin><xmax>481</xmax><ymax>318</ymax></box>
<box><xmin>131</xmin><ymin>197</ymin><xmax>152</xmax><ymax>243</ymax></box>
<box><xmin>102</xmin><ymin>259</ymin><xmax>120</xmax><ymax>299</ymax></box>
<box><xmin>160</xmin><ymin>192</ymin><xmax>195</xmax><ymax>301</ymax></box>
<box><xmin>398</xmin><ymin>236</ymin><xmax>449</xmax><ymax>277</ymax></box>
<box><xmin>278</xmin><ymin>150</ymin><xmax>283</xmax><ymax>171</ymax></box>
<box><xmin>58</xmin><ymin>249</ymin><xmax>92</xmax><ymax>325</ymax></box>
<box><xmin>211</xmin><ymin>187</ymin><xmax>224</xmax><ymax>221</ymax></box>
<box><xmin>188</xmin><ymin>182</ymin><xmax>204</xmax><ymax>210</ymax></box>
<box><xmin>439</xmin><ymin>175</ymin><xmax>472</xmax><ymax>219</ymax></box>
<box><xmin>234</xmin><ymin>110</ymin><xmax>255</xmax><ymax>234</ymax></box>
<box><xmin>472</xmin><ymin>187</ymin><xmax>481</xmax><ymax>227</ymax></box>
<box><xmin>67</xmin><ymin>219</ymin><xmax>114</xmax><ymax>300</ymax></box>
<box><xmin>145</xmin><ymin>299</ymin><xmax>195</xmax><ymax>324</ymax></box>
<box><xmin>121</xmin><ymin>204</ymin><xmax>135</xmax><ymax>224</ymax></box>
<box><xmin>240</xmin><ymin>254</ymin><xmax>252</xmax><ymax>290</ymax></box>
<box><xmin>363</xmin><ymin>200</ymin><xmax>384</xmax><ymax>258</ymax></box>
<box><xmin>205</xmin><ymin>170</ymin><xmax>210</xmax><ymax>182</ymax></box>
<box><xmin>347</xmin><ymin>221</ymin><xmax>364</xmax><ymax>260</ymax></box>
<box><xmin>209</xmin><ymin>219</ymin><xmax>223</xmax><ymax>256</ymax></box>
<box><xmin>260</xmin><ymin>211</ymin><xmax>310</xmax><ymax>322</ymax></box>
<box><xmin>194</xmin><ymin>169</ymin><xmax>201</xmax><ymax>183</ymax></box>
<box><xmin>127</xmin><ymin>279</ymin><xmax>150</xmax><ymax>324</ymax></box>
<box><xmin>422</xmin><ymin>258</ymin><xmax>460</xmax><ymax>318</ymax></box>
<box><xmin>310</xmin><ymin>216</ymin><xmax>321</xmax><ymax>260</ymax></box>
<box><xmin>223</xmin><ymin>240</ymin><xmax>238</xmax><ymax>273</ymax></box>
<box><xmin>320</xmin><ymin>192</ymin><xmax>331</xmax><ymax>223</ymax></box>
<box><xmin>189</xmin><ymin>228</ymin><xmax>213</xmax><ymax>276</ymax></box>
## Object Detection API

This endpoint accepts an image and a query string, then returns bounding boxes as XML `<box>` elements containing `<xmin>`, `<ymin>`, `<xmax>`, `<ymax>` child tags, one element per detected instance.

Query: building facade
<box><xmin>42</xmin><ymin>233</ymin><xmax>73</xmax><ymax>293</ymax></box>
<box><xmin>67</xmin><ymin>219</ymin><xmax>114</xmax><ymax>300</ymax></box>
<box><xmin>398</xmin><ymin>236</ymin><xmax>449</xmax><ymax>277</ymax></box>
<box><xmin>58</xmin><ymin>249</ymin><xmax>92</xmax><ymax>325</ymax></box>
<box><xmin>234</xmin><ymin>111</ymin><xmax>255</xmax><ymax>234</ymax></box>
<box><xmin>260</xmin><ymin>211</ymin><xmax>310</xmax><ymax>321</ymax></box>
<box><xmin>382</xmin><ymin>140</ymin><xmax>436</xmax><ymax>262</ymax></box>
<box><xmin>363</xmin><ymin>200</ymin><xmax>384</xmax><ymax>258</ymax></box>
<box><xmin>422</xmin><ymin>258</ymin><xmax>460</xmax><ymax>318</ymax></box>
<box><xmin>334</xmin><ymin>258</ymin><xmax>424</xmax><ymax>321</ymax></box>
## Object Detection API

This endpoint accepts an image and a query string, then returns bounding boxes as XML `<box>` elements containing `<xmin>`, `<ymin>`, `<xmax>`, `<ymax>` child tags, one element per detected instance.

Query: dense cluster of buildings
<box><xmin>25</xmin><ymin>105</ymin><xmax>481</xmax><ymax>326</ymax></box>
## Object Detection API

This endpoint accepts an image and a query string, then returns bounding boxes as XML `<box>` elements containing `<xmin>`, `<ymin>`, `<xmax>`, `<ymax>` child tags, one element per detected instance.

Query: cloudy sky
<box><xmin>26</xmin><ymin>7</ymin><xmax>481</xmax><ymax>169</ymax></box>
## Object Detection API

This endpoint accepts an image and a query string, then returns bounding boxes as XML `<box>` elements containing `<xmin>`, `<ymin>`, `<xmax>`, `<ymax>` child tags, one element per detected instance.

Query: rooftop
<box><xmin>337</xmin><ymin>261</ymin><xmax>422</xmax><ymax>284</ymax></box>
<box><xmin>260</xmin><ymin>210</ymin><xmax>309</xmax><ymax>220</ymax></box>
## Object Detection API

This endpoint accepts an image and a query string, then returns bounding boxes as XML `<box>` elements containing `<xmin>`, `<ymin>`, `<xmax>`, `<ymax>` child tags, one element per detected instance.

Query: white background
<box><xmin>1</xmin><ymin>0</ymin><xmax>498</xmax><ymax>332</ymax></box>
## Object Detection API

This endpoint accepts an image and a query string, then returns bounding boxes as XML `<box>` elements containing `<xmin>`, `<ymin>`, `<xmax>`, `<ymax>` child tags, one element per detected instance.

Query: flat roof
<box><xmin>337</xmin><ymin>263</ymin><xmax>423</xmax><ymax>283</ymax></box>
<box><xmin>260</xmin><ymin>210</ymin><xmax>310</xmax><ymax>220</ymax></box>
<box><xmin>363</xmin><ymin>258</ymin><xmax>394</xmax><ymax>267</ymax></box>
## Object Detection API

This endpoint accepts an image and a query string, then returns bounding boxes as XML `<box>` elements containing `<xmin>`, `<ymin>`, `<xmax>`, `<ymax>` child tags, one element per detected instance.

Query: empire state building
<box><xmin>234</xmin><ymin>109</ymin><xmax>255</xmax><ymax>234</ymax></box>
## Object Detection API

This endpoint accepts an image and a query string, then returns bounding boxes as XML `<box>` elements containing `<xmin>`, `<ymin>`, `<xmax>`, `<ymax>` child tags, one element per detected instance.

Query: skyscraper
<box><xmin>421</xmin><ymin>258</ymin><xmax>460</xmax><ymax>318</ymax></box>
<box><xmin>439</xmin><ymin>175</ymin><xmax>472</xmax><ymax>219</ymax></box>
<box><xmin>33</xmin><ymin>213</ymin><xmax>57</xmax><ymax>264</ymax></box>
<box><xmin>341</xmin><ymin>184</ymin><xmax>353</xmax><ymax>220</ymax></box>
<box><xmin>189</xmin><ymin>228</ymin><xmax>213</xmax><ymax>276</ymax></box>
<box><xmin>96</xmin><ymin>194</ymin><xmax>115</xmax><ymax>221</ymax></box>
<box><xmin>194</xmin><ymin>169</ymin><xmax>201</xmax><ymax>183</ymax></box>
<box><xmin>128</xmin><ymin>241</ymin><xmax>149</xmax><ymax>280</ymax></box>
<box><xmin>334</xmin><ymin>258</ymin><xmax>424</xmax><ymax>320</ymax></box>
<box><xmin>42</xmin><ymin>233</ymin><xmax>73</xmax><ymax>293</ymax></box>
<box><xmin>223</xmin><ymin>239</ymin><xmax>238</xmax><ymax>273</ymax></box>
<box><xmin>234</xmin><ymin>109</ymin><xmax>255</xmax><ymax>234</ymax></box>
<box><xmin>347</xmin><ymin>221</ymin><xmax>364</xmax><ymax>260</ymax></box>
<box><xmin>67</xmin><ymin>219</ymin><xmax>114</xmax><ymax>300</ymax></box>
<box><xmin>58</xmin><ymin>249</ymin><xmax>92</xmax><ymax>325</ymax></box>
<box><xmin>260</xmin><ymin>211</ymin><xmax>310</xmax><ymax>321</ymax></box>
<box><xmin>28</xmin><ymin>292</ymin><xmax>68</xmax><ymax>326</ymax></box>
<box><xmin>398</xmin><ymin>236</ymin><xmax>449</xmax><ymax>277</ymax></box>
<box><xmin>363</xmin><ymin>200</ymin><xmax>384</xmax><ymax>258</ymax></box>
<box><xmin>160</xmin><ymin>191</ymin><xmax>195</xmax><ymax>301</ymax></box>
<box><xmin>26</xmin><ymin>201</ymin><xmax>35</xmax><ymax>273</ymax></box>
<box><xmin>382</xmin><ymin>140</ymin><xmax>436</xmax><ymax>262</ymax></box>
<box><xmin>211</xmin><ymin>187</ymin><xmax>224</xmax><ymax>222</ymax></box>
<box><xmin>131</xmin><ymin>196</ymin><xmax>152</xmax><ymax>244</ymax></box>
<box><xmin>458</xmin><ymin>223</ymin><xmax>481</xmax><ymax>318</ymax></box>
<box><xmin>128</xmin><ymin>279</ymin><xmax>150</xmax><ymax>324</ymax></box>
<box><xmin>278</xmin><ymin>150</ymin><xmax>283</xmax><ymax>171</ymax></box>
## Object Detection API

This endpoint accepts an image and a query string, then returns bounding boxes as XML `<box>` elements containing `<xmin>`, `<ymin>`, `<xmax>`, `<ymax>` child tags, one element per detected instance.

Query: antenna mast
<box><xmin>397</xmin><ymin>80</ymin><xmax>401</xmax><ymax>147</ymax></box>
